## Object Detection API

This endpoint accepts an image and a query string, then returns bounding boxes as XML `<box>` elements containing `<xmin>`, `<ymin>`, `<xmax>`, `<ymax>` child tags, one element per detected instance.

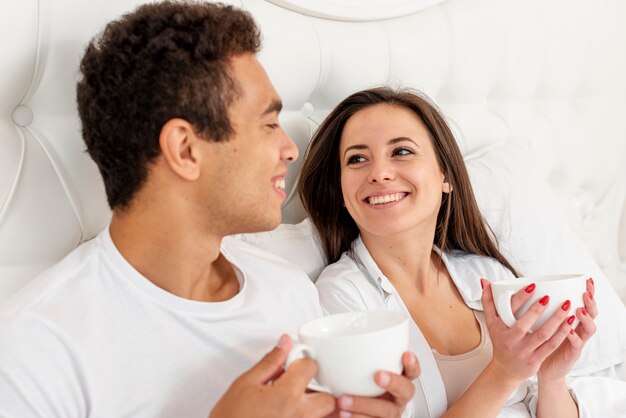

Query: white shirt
<box><xmin>0</xmin><ymin>228</ymin><xmax>323</xmax><ymax>417</ymax></box>
<box><xmin>316</xmin><ymin>236</ymin><xmax>626</xmax><ymax>418</ymax></box>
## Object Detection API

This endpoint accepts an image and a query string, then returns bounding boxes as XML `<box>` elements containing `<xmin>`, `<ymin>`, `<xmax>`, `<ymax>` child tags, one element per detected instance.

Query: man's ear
<box><xmin>159</xmin><ymin>118</ymin><xmax>201</xmax><ymax>181</ymax></box>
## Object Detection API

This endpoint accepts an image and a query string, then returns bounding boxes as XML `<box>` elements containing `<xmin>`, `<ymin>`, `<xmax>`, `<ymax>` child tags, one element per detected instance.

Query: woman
<box><xmin>298</xmin><ymin>87</ymin><xmax>598</xmax><ymax>417</ymax></box>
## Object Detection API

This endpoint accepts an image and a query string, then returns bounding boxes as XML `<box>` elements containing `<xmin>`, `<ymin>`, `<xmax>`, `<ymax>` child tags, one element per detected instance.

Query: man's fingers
<box><xmin>239</xmin><ymin>334</ymin><xmax>292</xmax><ymax>384</ymax></box>
<box><xmin>374</xmin><ymin>371</ymin><xmax>414</xmax><ymax>406</ymax></box>
<box><xmin>303</xmin><ymin>392</ymin><xmax>337</xmax><ymax>418</ymax></box>
<box><xmin>338</xmin><ymin>394</ymin><xmax>399</xmax><ymax>418</ymax></box>
<box><xmin>275</xmin><ymin>357</ymin><xmax>319</xmax><ymax>391</ymax></box>
<box><xmin>401</xmin><ymin>352</ymin><xmax>420</xmax><ymax>380</ymax></box>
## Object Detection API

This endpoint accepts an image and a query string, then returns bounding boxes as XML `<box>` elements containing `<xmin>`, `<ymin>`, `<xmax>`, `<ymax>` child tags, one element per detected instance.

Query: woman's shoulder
<box><xmin>316</xmin><ymin>251</ymin><xmax>368</xmax><ymax>286</ymax></box>
<box><xmin>445</xmin><ymin>249</ymin><xmax>516</xmax><ymax>282</ymax></box>
<box><xmin>443</xmin><ymin>250</ymin><xmax>516</xmax><ymax>308</ymax></box>
<box><xmin>315</xmin><ymin>251</ymin><xmax>385</xmax><ymax>313</ymax></box>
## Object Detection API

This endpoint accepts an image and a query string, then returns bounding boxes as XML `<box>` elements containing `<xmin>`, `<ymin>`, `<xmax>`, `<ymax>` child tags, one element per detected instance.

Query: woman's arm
<box><xmin>441</xmin><ymin>361</ymin><xmax>526</xmax><ymax>418</ymax></box>
<box><xmin>442</xmin><ymin>279</ymin><xmax>574</xmax><ymax>418</ymax></box>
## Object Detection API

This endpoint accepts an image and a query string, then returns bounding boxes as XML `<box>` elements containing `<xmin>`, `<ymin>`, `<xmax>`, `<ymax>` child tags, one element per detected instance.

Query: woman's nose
<box><xmin>367</xmin><ymin>160</ymin><xmax>394</xmax><ymax>183</ymax></box>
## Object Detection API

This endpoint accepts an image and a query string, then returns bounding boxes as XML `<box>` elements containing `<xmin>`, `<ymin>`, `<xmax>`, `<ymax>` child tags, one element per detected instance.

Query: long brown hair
<box><xmin>298</xmin><ymin>87</ymin><xmax>518</xmax><ymax>276</ymax></box>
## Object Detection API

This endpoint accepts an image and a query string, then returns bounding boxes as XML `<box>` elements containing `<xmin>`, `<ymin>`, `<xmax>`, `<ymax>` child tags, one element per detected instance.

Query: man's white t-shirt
<box><xmin>0</xmin><ymin>228</ymin><xmax>323</xmax><ymax>417</ymax></box>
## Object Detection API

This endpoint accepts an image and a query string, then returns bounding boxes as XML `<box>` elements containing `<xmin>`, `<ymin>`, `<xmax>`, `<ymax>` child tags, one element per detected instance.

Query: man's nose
<box><xmin>280</xmin><ymin>128</ymin><xmax>299</xmax><ymax>163</ymax></box>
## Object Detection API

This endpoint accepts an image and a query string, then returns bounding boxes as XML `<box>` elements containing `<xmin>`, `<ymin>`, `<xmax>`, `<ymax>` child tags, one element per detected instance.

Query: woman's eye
<box><xmin>346</xmin><ymin>155</ymin><xmax>366</xmax><ymax>165</ymax></box>
<box><xmin>266</xmin><ymin>123</ymin><xmax>279</xmax><ymax>129</ymax></box>
<box><xmin>393</xmin><ymin>147</ymin><xmax>413</xmax><ymax>156</ymax></box>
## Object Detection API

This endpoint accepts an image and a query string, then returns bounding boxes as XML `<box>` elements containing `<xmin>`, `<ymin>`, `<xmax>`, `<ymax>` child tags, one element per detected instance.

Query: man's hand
<box><xmin>210</xmin><ymin>334</ymin><xmax>336</xmax><ymax>418</ymax></box>
<box><xmin>333</xmin><ymin>352</ymin><xmax>419</xmax><ymax>418</ymax></box>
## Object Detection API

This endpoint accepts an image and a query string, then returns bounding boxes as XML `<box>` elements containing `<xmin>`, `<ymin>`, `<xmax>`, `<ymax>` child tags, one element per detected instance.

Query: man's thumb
<box><xmin>240</xmin><ymin>334</ymin><xmax>292</xmax><ymax>384</ymax></box>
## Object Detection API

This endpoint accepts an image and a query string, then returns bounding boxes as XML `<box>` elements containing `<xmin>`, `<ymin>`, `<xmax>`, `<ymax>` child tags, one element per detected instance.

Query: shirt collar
<box><xmin>351</xmin><ymin>236</ymin><xmax>396</xmax><ymax>295</ymax></box>
<box><xmin>351</xmin><ymin>236</ymin><xmax>482</xmax><ymax>308</ymax></box>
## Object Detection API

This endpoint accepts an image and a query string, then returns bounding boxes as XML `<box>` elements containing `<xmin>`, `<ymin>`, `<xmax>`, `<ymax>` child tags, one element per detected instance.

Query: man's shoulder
<box><xmin>1</xmin><ymin>234</ymin><xmax>106</xmax><ymax>316</ymax></box>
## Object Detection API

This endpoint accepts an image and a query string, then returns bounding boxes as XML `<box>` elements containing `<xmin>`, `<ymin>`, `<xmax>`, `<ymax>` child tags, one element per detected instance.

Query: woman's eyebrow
<box><xmin>388</xmin><ymin>137</ymin><xmax>419</xmax><ymax>147</ymax></box>
<box><xmin>343</xmin><ymin>144</ymin><xmax>368</xmax><ymax>158</ymax></box>
<box><xmin>342</xmin><ymin>137</ymin><xmax>420</xmax><ymax>158</ymax></box>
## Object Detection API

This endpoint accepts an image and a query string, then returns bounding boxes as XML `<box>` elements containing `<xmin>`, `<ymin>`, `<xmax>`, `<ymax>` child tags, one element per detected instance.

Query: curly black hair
<box><xmin>76</xmin><ymin>1</ymin><xmax>261</xmax><ymax>209</ymax></box>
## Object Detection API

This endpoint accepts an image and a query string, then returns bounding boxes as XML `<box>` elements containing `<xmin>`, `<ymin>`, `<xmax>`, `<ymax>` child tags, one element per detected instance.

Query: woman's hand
<box><xmin>480</xmin><ymin>279</ymin><xmax>573</xmax><ymax>384</ymax></box>
<box><xmin>537</xmin><ymin>278</ymin><xmax>597</xmax><ymax>381</ymax></box>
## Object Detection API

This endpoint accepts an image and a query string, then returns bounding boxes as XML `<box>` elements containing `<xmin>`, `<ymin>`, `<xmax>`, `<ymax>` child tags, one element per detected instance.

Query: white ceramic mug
<box><xmin>286</xmin><ymin>311</ymin><xmax>409</xmax><ymax>397</ymax></box>
<box><xmin>491</xmin><ymin>274</ymin><xmax>587</xmax><ymax>332</ymax></box>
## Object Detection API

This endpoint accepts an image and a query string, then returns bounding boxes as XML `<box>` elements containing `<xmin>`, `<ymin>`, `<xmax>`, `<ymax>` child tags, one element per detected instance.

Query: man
<box><xmin>0</xmin><ymin>2</ymin><xmax>418</xmax><ymax>417</ymax></box>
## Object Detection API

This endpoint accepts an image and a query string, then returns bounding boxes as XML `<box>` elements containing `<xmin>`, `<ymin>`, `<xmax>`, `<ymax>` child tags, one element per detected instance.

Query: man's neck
<box><xmin>109</xmin><ymin>208</ymin><xmax>240</xmax><ymax>302</ymax></box>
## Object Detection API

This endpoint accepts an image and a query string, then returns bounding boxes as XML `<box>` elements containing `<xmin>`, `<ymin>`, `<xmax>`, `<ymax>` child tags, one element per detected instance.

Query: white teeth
<box><xmin>367</xmin><ymin>193</ymin><xmax>405</xmax><ymax>205</ymax></box>
<box><xmin>273</xmin><ymin>178</ymin><xmax>285</xmax><ymax>190</ymax></box>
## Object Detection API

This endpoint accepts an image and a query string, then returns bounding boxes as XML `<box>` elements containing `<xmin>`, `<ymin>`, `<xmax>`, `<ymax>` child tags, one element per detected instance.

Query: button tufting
<box><xmin>12</xmin><ymin>105</ymin><xmax>34</xmax><ymax>127</ymax></box>
<box><xmin>301</xmin><ymin>102</ymin><xmax>314</xmax><ymax>117</ymax></box>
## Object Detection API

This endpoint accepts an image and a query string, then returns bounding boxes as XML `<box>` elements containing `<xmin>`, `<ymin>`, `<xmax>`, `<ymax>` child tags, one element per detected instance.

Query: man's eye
<box><xmin>346</xmin><ymin>155</ymin><xmax>366</xmax><ymax>165</ymax></box>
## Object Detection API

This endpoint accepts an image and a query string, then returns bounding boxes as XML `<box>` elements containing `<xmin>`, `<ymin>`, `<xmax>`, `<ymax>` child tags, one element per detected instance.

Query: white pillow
<box><xmin>233</xmin><ymin>219</ymin><xmax>325</xmax><ymax>281</ymax></box>
<box><xmin>466</xmin><ymin>139</ymin><xmax>626</xmax><ymax>375</ymax></box>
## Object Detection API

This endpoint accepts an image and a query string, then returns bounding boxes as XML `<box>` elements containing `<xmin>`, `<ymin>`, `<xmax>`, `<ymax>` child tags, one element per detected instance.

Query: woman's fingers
<box><xmin>526</xmin><ymin>298</ymin><xmax>572</xmax><ymax>347</ymax></box>
<box><xmin>481</xmin><ymin>278</ymin><xmax>511</xmax><ymax>336</ymax></box>
<box><xmin>510</xmin><ymin>282</ymin><xmax>536</xmax><ymax>314</ymax></box>
<box><xmin>574</xmin><ymin>306</ymin><xmax>597</xmax><ymax>343</ymax></box>
<box><xmin>584</xmin><ymin>278</ymin><xmax>598</xmax><ymax>318</ymax></box>
<box><xmin>565</xmin><ymin>326</ymin><xmax>584</xmax><ymax>351</ymax></box>
<box><xmin>534</xmin><ymin>319</ymin><xmax>572</xmax><ymax>359</ymax></box>
<box><xmin>510</xmin><ymin>295</ymin><xmax>551</xmax><ymax>336</ymax></box>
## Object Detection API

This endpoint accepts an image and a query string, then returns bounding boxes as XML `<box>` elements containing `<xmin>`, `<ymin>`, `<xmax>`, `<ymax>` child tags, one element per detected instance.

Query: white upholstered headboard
<box><xmin>1</xmin><ymin>0</ymin><xmax>626</xmax><ymax>305</ymax></box>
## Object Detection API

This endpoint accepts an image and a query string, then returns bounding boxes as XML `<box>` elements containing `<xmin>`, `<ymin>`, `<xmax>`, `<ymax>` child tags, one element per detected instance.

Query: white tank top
<box><xmin>432</xmin><ymin>310</ymin><xmax>493</xmax><ymax>405</ymax></box>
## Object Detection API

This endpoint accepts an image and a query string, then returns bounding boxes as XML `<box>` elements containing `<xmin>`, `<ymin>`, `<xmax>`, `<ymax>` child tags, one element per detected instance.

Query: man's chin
<box><xmin>234</xmin><ymin>214</ymin><xmax>282</xmax><ymax>235</ymax></box>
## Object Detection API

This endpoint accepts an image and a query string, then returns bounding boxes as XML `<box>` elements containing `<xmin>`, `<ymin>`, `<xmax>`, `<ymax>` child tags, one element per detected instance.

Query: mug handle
<box><xmin>495</xmin><ymin>290</ymin><xmax>517</xmax><ymax>328</ymax></box>
<box><xmin>286</xmin><ymin>344</ymin><xmax>332</xmax><ymax>394</ymax></box>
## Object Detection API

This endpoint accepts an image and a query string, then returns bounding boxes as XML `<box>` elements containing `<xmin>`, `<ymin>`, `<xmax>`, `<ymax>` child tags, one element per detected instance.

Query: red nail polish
<box><xmin>589</xmin><ymin>277</ymin><xmax>594</xmax><ymax>286</ymax></box>
<box><xmin>589</xmin><ymin>291</ymin><xmax>593</xmax><ymax>300</ymax></box>
<box><xmin>480</xmin><ymin>279</ymin><xmax>485</xmax><ymax>290</ymax></box>
<box><xmin>570</xmin><ymin>329</ymin><xmax>575</xmax><ymax>335</ymax></box>
<box><xmin>582</xmin><ymin>308</ymin><xmax>587</xmax><ymax>316</ymax></box>
<box><xmin>525</xmin><ymin>283</ymin><xmax>536</xmax><ymax>293</ymax></box>
<box><xmin>567</xmin><ymin>315</ymin><xmax>575</xmax><ymax>325</ymax></box>
<box><xmin>561</xmin><ymin>300</ymin><xmax>571</xmax><ymax>311</ymax></box>
<box><xmin>539</xmin><ymin>295</ymin><xmax>550</xmax><ymax>306</ymax></box>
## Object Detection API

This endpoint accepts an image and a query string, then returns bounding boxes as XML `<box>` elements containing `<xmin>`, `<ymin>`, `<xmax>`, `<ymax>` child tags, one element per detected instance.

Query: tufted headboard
<box><xmin>1</xmin><ymin>0</ymin><xmax>626</xmax><ymax>307</ymax></box>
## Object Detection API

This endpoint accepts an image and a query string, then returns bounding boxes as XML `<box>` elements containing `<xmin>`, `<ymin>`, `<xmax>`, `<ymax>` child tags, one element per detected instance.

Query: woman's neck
<box><xmin>360</xmin><ymin>227</ymin><xmax>443</xmax><ymax>293</ymax></box>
